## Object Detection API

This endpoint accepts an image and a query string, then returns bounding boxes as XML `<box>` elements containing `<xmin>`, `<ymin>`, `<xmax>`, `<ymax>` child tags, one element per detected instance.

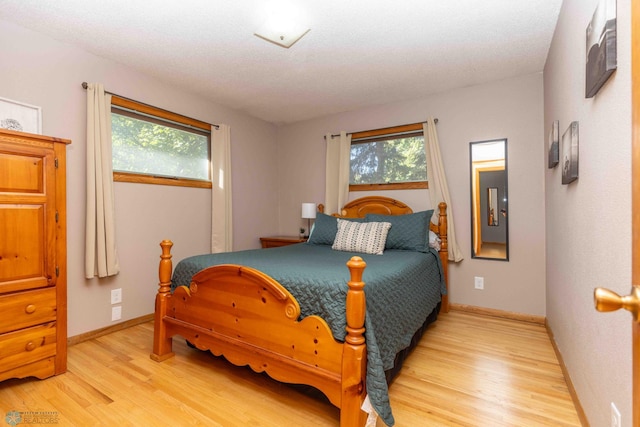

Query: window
<box><xmin>110</xmin><ymin>96</ymin><xmax>212</xmax><ymax>189</ymax></box>
<box><xmin>349</xmin><ymin>123</ymin><xmax>428</xmax><ymax>191</ymax></box>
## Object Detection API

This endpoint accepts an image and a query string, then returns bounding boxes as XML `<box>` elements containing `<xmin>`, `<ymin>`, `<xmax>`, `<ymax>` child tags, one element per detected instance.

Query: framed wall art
<box><xmin>561</xmin><ymin>121</ymin><xmax>579</xmax><ymax>185</ymax></box>
<box><xmin>0</xmin><ymin>97</ymin><xmax>42</xmax><ymax>134</ymax></box>
<box><xmin>548</xmin><ymin>120</ymin><xmax>559</xmax><ymax>168</ymax></box>
<box><xmin>585</xmin><ymin>0</ymin><xmax>617</xmax><ymax>98</ymax></box>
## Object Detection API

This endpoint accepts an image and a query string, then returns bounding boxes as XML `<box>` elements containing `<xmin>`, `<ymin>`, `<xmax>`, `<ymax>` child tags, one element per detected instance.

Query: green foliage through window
<box><xmin>350</xmin><ymin>133</ymin><xmax>426</xmax><ymax>185</ymax></box>
<box><xmin>111</xmin><ymin>110</ymin><xmax>210</xmax><ymax>181</ymax></box>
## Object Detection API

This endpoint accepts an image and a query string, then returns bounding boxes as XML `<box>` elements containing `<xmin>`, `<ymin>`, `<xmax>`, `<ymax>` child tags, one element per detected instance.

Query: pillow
<box><xmin>332</xmin><ymin>219</ymin><xmax>391</xmax><ymax>255</ymax></box>
<box><xmin>365</xmin><ymin>210</ymin><xmax>434</xmax><ymax>251</ymax></box>
<box><xmin>429</xmin><ymin>230</ymin><xmax>441</xmax><ymax>251</ymax></box>
<box><xmin>306</xmin><ymin>212</ymin><xmax>365</xmax><ymax>246</ymax></box>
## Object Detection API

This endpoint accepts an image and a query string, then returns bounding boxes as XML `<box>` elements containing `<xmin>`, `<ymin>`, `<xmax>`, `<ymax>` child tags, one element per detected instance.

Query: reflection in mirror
<box><xmin>487</xmin><ymin>188</ymin><xmax>498</xmax><ymax>226</ymax></box>
<box><xmin>470</xmin><ymin>139</ymin><xmax>508</xmax><ymax>260</ymax></box>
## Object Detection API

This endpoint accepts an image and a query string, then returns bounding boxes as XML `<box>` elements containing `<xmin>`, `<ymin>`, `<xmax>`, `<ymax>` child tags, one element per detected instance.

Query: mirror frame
<box><xmin>469</xmin><ymin>138</ymin><xmax>509</xmax><ymax>261</ymax></box>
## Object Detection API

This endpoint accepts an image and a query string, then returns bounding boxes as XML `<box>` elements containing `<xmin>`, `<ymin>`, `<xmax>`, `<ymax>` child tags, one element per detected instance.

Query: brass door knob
<box><xmin>594</xmin><ymin>287</ymin><xmax>640</xmax><ymax>321</ymax></box>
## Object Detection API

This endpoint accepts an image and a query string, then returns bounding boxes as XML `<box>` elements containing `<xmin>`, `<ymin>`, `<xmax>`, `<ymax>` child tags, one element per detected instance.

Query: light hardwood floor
<box><xmin>475</xmin><ymin>243</ymin><xmax>508</xmax><ymax>259</ymax></box>
<box><xmin>0</xmin><ymin>311</ymin><xmax>581</xmax><ymax>426</ymax></box>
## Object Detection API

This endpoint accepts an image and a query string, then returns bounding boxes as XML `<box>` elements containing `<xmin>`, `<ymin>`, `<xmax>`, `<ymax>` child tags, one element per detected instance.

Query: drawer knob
<box><xmin>25</xmin><ymin>304</ymin><xmax>36</xmax><ymax>314</ymax></box>
<box><xmin>25</xmin><ymin>341</ymin><xmax>36</xmax><ymax>351</ymax></box>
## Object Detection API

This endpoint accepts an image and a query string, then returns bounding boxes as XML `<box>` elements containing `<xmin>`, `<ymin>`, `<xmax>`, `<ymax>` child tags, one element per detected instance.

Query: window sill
<box><xmin>113</xmin><ymin>171</ymin><xmax>212</xmax><ymax>189</ymax></box>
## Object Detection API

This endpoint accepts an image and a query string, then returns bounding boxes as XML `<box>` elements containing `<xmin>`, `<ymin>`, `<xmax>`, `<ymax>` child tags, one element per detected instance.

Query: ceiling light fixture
<box><xmin>254</xmin><ymin>26</ymin><xmax>310</xmax><ymax>49</ymax></box>
<box><xmin>254</xmin><ymin>3</ymin><xmax>310</xmax><ymax>48</ymax></box>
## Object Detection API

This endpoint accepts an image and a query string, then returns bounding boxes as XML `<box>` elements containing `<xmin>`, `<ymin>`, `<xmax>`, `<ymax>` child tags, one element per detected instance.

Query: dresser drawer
<box><xmin>0</xmin><ymin>288</ymin><xmax>56</xmax><ymax>334</ymax></box>
<box><xmin>0</xmin><ymin>322</ymin><xmax>56</xmax><ymax>376</ymax></box>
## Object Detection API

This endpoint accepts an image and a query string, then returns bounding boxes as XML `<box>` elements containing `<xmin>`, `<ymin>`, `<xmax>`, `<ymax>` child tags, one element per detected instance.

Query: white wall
<box><xmin>276</xmin><ymin>72</ymin><xmax>546</xmax><ymax>316</ymax></box>
<box><xmin>544</xmin><ymin>0</ymin><xmax>632</xmax><ymax>425</ymax></box>
<box><xmin>0</xmin><ymin>19</ymin><xmax>279</xmax><ymax>337</ymax></box>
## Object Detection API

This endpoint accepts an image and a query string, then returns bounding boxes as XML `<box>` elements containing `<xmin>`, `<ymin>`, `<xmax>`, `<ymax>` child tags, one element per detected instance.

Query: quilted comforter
<box><xmin>171</xmin><ymin>243</ymin><xmax>445</xmax><ymax>426</ymax></box>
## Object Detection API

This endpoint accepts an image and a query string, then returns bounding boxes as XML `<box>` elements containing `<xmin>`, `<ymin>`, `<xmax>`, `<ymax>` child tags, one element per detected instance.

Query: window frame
<box><xmin>111</xmin><ymin>96</ymin><xmax>213</xmax><ymax>189</ymax></box>
<box><xmin>349</xmin><ymin>122</ymin><xmax>428</xmax><ymax>191</ymax></box>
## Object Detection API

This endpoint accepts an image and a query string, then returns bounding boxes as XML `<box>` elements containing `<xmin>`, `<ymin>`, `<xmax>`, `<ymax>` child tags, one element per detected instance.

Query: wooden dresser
<box><xmin>0</xmin><ymin>129</ymin><xmax>70</xmax><ymax>381</ymax></box>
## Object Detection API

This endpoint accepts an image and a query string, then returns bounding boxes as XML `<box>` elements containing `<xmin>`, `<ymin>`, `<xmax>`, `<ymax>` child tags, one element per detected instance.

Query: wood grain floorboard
<box><xmin>0</xmin><ymin>311</ymin><xmax>581</xmax><ymax>426</ymax></box>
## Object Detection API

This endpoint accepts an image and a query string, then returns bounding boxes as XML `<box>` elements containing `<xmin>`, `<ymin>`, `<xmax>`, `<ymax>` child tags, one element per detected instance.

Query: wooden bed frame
<box><xmin>151</xmin><ymin>196</ymin><xmax>448</xmax><ymax>426</ymax></box>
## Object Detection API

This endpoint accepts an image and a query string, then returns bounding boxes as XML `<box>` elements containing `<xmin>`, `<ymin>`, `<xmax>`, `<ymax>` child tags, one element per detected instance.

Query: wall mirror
<box><xmin>470</xmin><ymin>138</ymin><xmax>508</xmax><ymax>261</ymax></box>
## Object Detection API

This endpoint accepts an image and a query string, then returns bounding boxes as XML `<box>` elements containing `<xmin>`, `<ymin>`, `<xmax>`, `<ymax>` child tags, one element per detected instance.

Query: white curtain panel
<box><xmin>211</xmin><ymin>124</ymin><xmax>233</xmax><ymax>253</ymax></box>
<box><xmin>423</xmin><ymin>118</ymin><xmax>464</xmax><ymax>262</ymax></box>
<box><xmin>85</xmin><ymin>83</ymin><xmax>120</xmax><ymax>278</ymax></box>
<box><xmin>324</xmin><ymin>131</ymin><xmax>351</xmax><ymax>215</ymax></box>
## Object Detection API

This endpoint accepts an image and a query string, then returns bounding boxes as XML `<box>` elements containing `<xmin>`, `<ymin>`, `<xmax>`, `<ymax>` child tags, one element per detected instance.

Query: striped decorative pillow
<box><xmin>331</xmin><ymin>219</ymin><xmax>392</xmax><ymax>255</ymax></box>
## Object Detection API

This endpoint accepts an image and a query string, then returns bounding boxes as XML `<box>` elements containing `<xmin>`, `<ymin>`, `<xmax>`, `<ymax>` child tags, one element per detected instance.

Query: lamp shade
<box><xmin>301</xmin><ymin>203</ymin><xmax>316</xmax><ymax>219</ymax></box>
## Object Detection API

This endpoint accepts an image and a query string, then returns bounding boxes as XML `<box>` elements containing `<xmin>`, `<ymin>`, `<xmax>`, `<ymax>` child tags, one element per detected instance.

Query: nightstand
<box><xmin>260</xmin><ymin>236</ymin><xmax>307</xmax><ymax>248</ymax></box>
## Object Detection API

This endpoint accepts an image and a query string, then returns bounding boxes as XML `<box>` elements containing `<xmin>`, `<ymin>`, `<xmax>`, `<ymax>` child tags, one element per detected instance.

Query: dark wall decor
<box><xmin>548</xmin><ymin>120</ymin><xmax>559</xmax><ymax>168</ymax></box>
<box><xmin>561</xmin><ymin>122</ymin><xmax>579</xmax><ymax>185</ymax></box>
<box><xmin>585</xmin><ymin>0</ymin><xmax>617</xmax><ymax>98</ymax></box>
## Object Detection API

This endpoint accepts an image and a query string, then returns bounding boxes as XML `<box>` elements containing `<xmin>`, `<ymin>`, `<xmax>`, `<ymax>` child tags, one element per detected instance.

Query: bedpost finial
<box><xmin>345</xmin><ymin>256</ymin><xmax>366</xmax><ymax>346</ymax></box>
<box><xmin>348</xmin><ymin>256</ymin><xmax>363</xmax><ymax>262</ymax></box>
<box><xmin>346</xmin><ymin>256</ymin><xmax>366</xmax><ymax>282</ymax></box>
<box><xmin>159</xmin><ymin>240</ymin><xmax>174</xmax><ymax>295</ymax></box>
<box><xmin>160</xmin><ymin>239</ymin><xmax>173</xmax><ymax>256</ymax></box>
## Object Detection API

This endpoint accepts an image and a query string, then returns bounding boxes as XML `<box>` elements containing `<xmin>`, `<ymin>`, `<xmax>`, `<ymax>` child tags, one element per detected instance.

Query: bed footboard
<box><xmin>151</xmin><ymin>240</ymin><xmax>368</xmax><ymax>427</ymax></box>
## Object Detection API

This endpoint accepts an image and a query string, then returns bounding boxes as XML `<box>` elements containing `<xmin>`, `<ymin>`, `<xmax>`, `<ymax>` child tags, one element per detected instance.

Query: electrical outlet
<box><xmin>474</xmin><ymin>276</ymin><xmax>484</xmax><ymax>290</ymax></box>
<box><xmin>111</xmin><ymin>288</ymin><xmax>122</xmax><ymax>304</ymax></box>
<box><xmin>111</xmin><ymin>306</ymin><xmax>122</xmax><ymax>321</ymax></box>
<box><xmin>611</xmin><ymin>402</ymin><xmax>621</xmax><ymax>427</ymax></box>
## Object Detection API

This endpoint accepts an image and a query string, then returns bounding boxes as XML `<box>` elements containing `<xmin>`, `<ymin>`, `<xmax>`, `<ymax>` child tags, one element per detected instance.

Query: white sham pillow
<box><xmin>429</xmin><ymin>230</ymin><xmax>442</xmax><ymax>251</ymax></box>
<box><xmin>332</xmin><ymin>219</ymin><xmax>392</xmax><ymax>255</ymax></box>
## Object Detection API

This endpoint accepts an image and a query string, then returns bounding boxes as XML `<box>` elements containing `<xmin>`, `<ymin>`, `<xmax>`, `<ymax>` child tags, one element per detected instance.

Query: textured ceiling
<box><xmin>0</xmin><ymin>0</ymin><xmax>562</xmax><ymax>125</ymax></box>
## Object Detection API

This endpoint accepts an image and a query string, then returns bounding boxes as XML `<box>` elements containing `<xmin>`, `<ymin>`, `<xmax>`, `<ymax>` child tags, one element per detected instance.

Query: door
<box><xmin>594</xmin><ymin>1</ymin><xmax>640</xmax><ymax>424</ymax></box>
<box><xmin>0</xmin><ymin>142</ymin><xmax>56</xmax><ymax>294</ymax></box>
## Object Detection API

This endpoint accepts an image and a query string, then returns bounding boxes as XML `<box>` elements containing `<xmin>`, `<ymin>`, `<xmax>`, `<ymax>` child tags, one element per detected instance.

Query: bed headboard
<box><xmin>333</xmin><ymin>196</ymin><xmax>413</xmax><ymax>217</ymax></box>
<box><xmin>318</xmin><ymin>196</ymin><xmax>447</xmax><ymax>241</ymax></box>
<box><xmin>318</xmin><ymin>196</ymin><xmax>449</xmax><ymax>313</ymax></box>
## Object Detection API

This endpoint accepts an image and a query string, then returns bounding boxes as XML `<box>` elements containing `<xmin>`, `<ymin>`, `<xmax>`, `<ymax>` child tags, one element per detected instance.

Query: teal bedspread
<box><xmin>171</xmin><ymin>243</ymin><xmax>445</xmax><ymax>426</ymax></box>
